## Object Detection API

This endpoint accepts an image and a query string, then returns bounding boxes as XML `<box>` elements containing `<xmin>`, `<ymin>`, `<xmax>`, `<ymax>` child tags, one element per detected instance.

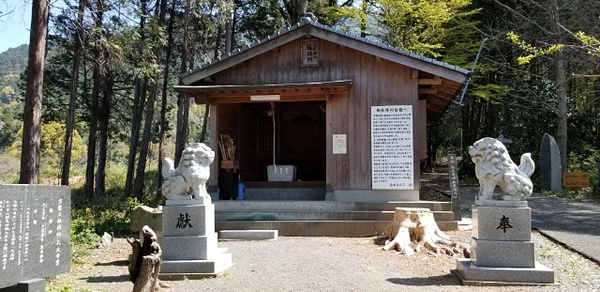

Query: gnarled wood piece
<box><xmin>377</xmin><ymin>207</ymin><xmax>464</xmax><ymax>256</ymax></box>
<box><xmin>128</xmin><ymin>225</ymin><xmax>163</xmax><ymax>292</ymax></box>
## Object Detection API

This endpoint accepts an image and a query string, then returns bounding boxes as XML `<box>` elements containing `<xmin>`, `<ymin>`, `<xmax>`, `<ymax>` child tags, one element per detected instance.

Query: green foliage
<box><xmin>470</xmin><ymin>83</ymin><xmax>510</xmax><ymax>101</ymax></box>
<box><xmin>575</xmin><ymin>31</ymin><xmax>600</xmax><ymax>56</ymax></box>
<box><xmin>0</xmin><ymin>100</ymin><xmax>23</xmax><ymax>148</ymax></box>
<box><xmin>0</xmin><ymin>44</ymin><xmax>29</xmax><ymax>74</ymax></box>
<box><xmin>315</xmin><ymin>3</ymin><xmax>363</xmax><ymax>27</ymax></box>
<box><xmin>0</xmin><ymin>45</ymin><xmax>27</xmax><ymax>103</ymax></box>
<box><xmin>506</xmin><ymin>31</ymin><xmax>564</xmax><ymax>65</ymax></box>
<box><xmin>0</xmin><ymin>151</ymin><xmax>20</xmax><ymax>183</ymax></box>
<box><xmin>376</xmin><ymin>0</ymin><xmax>474</xmax><ymax>58</ymax></box>
<box><xmin>117</xmin><ymin>20</ymin><xmax>168</xmax><ymax>80</ymax></box>
<box><xmin>552</xmin><ymin>151</ymin><xmax>600</xmax><ymax>202</ymax></box>
<box><xmin>7</xmin><ymin>121</ymin><xmax>87</xmax><ymax>168</ymax></box>
<box><xmin>188</xmin><ymin>104</ymin><xmax>209</xmax><ymax>143</ymax></box>
<box><xmin>46</xmin><ymin>279</ymin><xmax>91</xmax><ymax>292</ymax></box>
<box><xmin>235</xmin><ymin>0</ymin><xmax>287</xmax><ymax>42</ymax></box>
<box><xmin>70</xmin><ymin>208</ymin><xmax>102</xmax><ymax>246</ymax></box>
<box><xmin>68</xmin><ymin>167</ymin><xmax>164</xmax><ymax>270</ymax></box>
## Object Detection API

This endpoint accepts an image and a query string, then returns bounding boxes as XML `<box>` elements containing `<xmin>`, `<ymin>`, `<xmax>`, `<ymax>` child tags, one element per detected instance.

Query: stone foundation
<box><xmin>159</xmin><ymin>200</ymin><xmax>233</xmax><ymax>279</ymax></box>
<box><xmin>454</xmin><ymin>200</ymin><xmax>554</xmax><ymax>285</ymax></box>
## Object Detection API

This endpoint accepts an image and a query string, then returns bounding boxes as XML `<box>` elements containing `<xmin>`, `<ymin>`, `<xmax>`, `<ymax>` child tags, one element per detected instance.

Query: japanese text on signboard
<box><xmin>0</xmin><ymin>185</ymin><xmax>70</xmax><ymax>289</ymax></box>
<box><xmin>301</xmin><ymin>39</ymin><xmax>319</xmax><ymax>67</ymax></box>
<box><xmin>371</xmin><ymin>105</ymin><xmax>413</xmax><ymax>190</ymax></box>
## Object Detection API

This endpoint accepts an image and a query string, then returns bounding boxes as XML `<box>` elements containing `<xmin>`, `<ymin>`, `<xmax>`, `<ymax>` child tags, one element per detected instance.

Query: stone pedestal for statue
<box><xmin>158</xmin><ymin>143</ymin><xmax>233</xmax><ymax>279</ymax></box>
<box><xmin>455</xmin><ymin>138</ymin><xmax>554</xmax><ymax>285</ymax></box>
<box><xmin>454</xmin><ymin>199</ymin><xmax>554</xmax><ymax>284</ymax></box>
<box><xmin>159</xmin><ymin>199</ymin><xmax>233</xmax><ymax>279</ymax></box>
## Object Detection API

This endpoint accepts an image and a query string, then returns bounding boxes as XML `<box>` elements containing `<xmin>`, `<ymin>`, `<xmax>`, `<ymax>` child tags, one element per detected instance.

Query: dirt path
<box><xmin>48</xmin><ymin>230</ymin><xmax>600</xmax><ymax>292</ymax></box>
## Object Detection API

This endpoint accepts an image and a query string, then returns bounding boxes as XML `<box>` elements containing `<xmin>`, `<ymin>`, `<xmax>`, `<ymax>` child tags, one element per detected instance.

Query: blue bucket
<box><xmin>237</xmin><ymin>181</ymin><xmax>245</xmax><ymax>200</ymax></box>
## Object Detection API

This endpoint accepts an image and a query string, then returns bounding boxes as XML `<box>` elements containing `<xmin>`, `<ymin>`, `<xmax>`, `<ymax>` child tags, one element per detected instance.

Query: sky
<box><xmin>0</xmin><ymin>0</ymin><xmax>32</xmax><ymax>53</ymax></box>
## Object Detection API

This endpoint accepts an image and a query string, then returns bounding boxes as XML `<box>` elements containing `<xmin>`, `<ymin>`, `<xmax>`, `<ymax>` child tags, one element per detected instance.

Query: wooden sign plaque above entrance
<box><xmin>301</xmin><ymin>39</ymin><xmax>319</xmax><ymax>67</ymax></box>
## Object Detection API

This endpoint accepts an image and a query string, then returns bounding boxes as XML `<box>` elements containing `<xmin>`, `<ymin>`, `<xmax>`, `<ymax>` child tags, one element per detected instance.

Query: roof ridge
<box><xmin>181</xmin><ymin>16</ymin><xmax>470</xmax><ymax>82</ymax></box>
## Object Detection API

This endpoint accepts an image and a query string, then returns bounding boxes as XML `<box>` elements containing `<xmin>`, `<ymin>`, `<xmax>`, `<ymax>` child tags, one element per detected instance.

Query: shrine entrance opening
<box><xmin>225</xmin><ymin>100</ymin><xmax>327</xmax><ymax>182</ymax></box>
<box><xmin>176</xmin><ymin>80</ymin><xmax>352</xmax><ymax>199</ymax></box>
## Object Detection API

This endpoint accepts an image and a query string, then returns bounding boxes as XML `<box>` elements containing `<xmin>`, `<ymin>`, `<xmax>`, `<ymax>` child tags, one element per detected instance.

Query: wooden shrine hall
<box><xmin>174</xmin><ymin>16</ymin><xmax>470</xmax><ymax>209</ymax></box>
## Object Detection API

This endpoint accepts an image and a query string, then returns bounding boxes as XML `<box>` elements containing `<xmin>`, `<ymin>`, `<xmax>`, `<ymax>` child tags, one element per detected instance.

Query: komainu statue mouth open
<box><xmin>469</xmin><ymin>137</ymin><xmax>535</xmax><ymax>201</ymax></box>
<box><xmin>161</xmin><ymin>143</ymin><xmax>214</xmax><ymax>202</ymax></box>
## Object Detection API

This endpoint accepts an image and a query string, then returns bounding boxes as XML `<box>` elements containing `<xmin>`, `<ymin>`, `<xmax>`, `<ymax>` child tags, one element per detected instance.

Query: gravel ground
<box><xmin>45</xmin><ymin>182</ymin><xmax>600</xmax><ymax>291</ymax></box>
<box><xmin>48</xmin><ymin>230</ymin><xmax>600</xmax><ymax>292</ymax></box>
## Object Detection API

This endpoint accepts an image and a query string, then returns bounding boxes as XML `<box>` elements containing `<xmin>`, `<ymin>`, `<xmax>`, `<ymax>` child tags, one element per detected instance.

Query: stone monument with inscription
<box><xmin>540</xmin><ymin>133</ymin><xmax>562</xmax><ymax>192</ymax></box>
<box><xmin>159</xmin><ymin>143</ymin><xmax>233</xmax><ymax>279</ymax></box>
<box><xmin>454</xmin><ymin>137</ymin><xmax>554</xmax><ymax>285</ymax></box>
<box><xmin>0</xmin><ymin>185</ymin><xmax>71</xmax><ymax>292</ymax></box>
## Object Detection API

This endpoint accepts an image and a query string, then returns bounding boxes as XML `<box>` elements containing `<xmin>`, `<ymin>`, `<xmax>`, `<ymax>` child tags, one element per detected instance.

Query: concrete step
<box><xmin>215</xmin><ymin>200</ymin><xmax>452</xmax><ymax>212</ymax></box>
<box><xmin>214</xmin><ymin>200</ymin><xmax>458</xmax><ymax>236</ymax></box>
<box><xmin>215</xmin><ymin>210</ymin><xmax>455</xmax><ymax>222</ymax></box>
<box><xmin>215</xmin><ymin>220</ymin><xmax>458</xmax><ymax>237</ymax></box>
<box><xmin>219</xmin><ymin>230</ymin><xmax>278</xmax><ymax>240</ymax></box>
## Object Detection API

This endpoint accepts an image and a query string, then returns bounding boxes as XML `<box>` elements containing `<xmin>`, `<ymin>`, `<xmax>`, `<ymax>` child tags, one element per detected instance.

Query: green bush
<box><xmin>548</xmin><ymin>151</ymin><xmax>600</xmax><ymax>202</ymax></box>
<box><xmin>0</xmin><ymin>152</ymin><xmax>19</xmax><ymax>183</ymax></box>
<box><xmin>70</xmin><ymin>166</ymin><xmax>165</xmax><ymax>241</ymax></box>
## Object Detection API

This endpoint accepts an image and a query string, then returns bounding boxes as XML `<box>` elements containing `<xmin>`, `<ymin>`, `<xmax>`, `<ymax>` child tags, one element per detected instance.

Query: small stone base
<box><xmin>159</xmin><ymin>248</ymin><xmax>233</xmax><ymax>279</ymax></box>
<box><xmin>0</xmin><ymin>278</ymin><xmax>46</xmax><ymax>292</ymax></box>
<box><xmin>454</xmin><ymin>258</ymin><xmax>554</xmax><ymax>285</ymax></box>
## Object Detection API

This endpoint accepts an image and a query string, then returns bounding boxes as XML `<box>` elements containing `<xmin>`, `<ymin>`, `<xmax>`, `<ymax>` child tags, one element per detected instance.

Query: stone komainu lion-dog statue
<box><xmin>162</xmin><ymin>143</ymin><xmax>214</xmax><ymax>201</ymax></box>
<box><xmin>469</xmin><ymin>137</ymin><xmax>535</xmax><ymax>201</ymax></box>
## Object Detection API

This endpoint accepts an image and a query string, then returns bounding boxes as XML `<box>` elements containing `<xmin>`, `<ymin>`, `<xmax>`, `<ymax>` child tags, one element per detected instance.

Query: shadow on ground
<box><xmin>83</xmin><ymin>274</ymin><xmax>130</xmax><ymax>283</ymax></box>
<box><xmin>95</xmin><ymin>260</ymin><xmax>129</xmax><ymax>266</ymax></box>
<box><xmin>386</xmin><ymin>273</ymin><xmax>460</xmax><ymax>286</ymax></box>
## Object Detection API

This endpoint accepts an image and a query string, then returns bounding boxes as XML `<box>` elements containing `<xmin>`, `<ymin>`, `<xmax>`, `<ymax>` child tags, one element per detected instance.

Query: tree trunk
<box><xmin>61</xmin><ymin>0</ymin><xmax>85</xmax><ymax>186</ymax></box>
<box><xmin>551</xmin><ymin>0</ymin><xmax>568</xmax><ymax>170</ymax></box>
<box><xmin>224</xmin><ymin>1</ymin><xmax>233</xmax><ymax>54</ymax></box>
<box><xmin>84</xmin><ymin>0</ymin><xmax>105</xmax><ymax>197</ymax></box>
<box><xmin>175</xmin><ymin>0</ymin><xmax>192</xmax><ymax>166</ymax></box>
<box><xmin>157</xmin><ymin>0</ymin><xmax>177</xmax><ymax>199</ymax></box>
<box><xmin>124</xmin><ymin>79</ymin><xmax>146</xmax><ymax>197</ymax></box>
<box><xmin>19</xmin><ymin>0</ymin><xmax>49</xmax><ymax>184</ymax></box>
<box><xmin>84</xmin><ymin>67</ymin><xmax>100</xmax><ymax>196</ymax></box>
<box><xmin>125</xmin><ymin>0</ymin><xmax>150</xmax><ymax>198</ymax></box>
<box><xmin>133</xmin><ymin>86</ymin><xmax>157</xmax><ymax>198</ymax></box>
<box><xmin>128</xmin><ymin>225</ymin><xmax>162</xmax><ymax>292</ymax></box>
<box><xmin>96</xmin><ymin>71</ymin><xmax>112</xmax><ymax>197</ymax></box>
<box><xmin>133</xmin><ymin>0</ymin><xmax>167</xmax><ymax>199</ymax></box>
<box><xmin>175</xmin><ymin>95</ymin><xmax>190</xmax><ymax>166</ymax></box>
<box><xmin>199</xmin><ymin>105</ymin><xmax>209</xmax><ymax>143</ymax></box>
<box><xmin>376</xmin><ymin>207</ymin><xmax>465</xmax><ymax>256</ymax></box>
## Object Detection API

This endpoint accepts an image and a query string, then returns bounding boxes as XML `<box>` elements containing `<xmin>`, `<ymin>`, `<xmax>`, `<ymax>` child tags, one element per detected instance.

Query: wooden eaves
<box><xmin>174</xmin><ymin>80</ymin><xmax>353</xmax><ymax>104</ymax></box>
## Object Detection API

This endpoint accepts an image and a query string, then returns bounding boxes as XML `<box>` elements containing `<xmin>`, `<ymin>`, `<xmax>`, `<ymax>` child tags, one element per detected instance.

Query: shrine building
<box><xmin>175</xmin><ymin>17</ymin><xmax>470</xmax><ymax>204</ymax></box>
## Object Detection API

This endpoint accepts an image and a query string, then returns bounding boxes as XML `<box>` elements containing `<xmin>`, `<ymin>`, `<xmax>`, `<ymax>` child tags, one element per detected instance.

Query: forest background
<box><xmin>0</xmin><ymin>0</ymin><xmax>600</xmax><ymax>253</ymax></box>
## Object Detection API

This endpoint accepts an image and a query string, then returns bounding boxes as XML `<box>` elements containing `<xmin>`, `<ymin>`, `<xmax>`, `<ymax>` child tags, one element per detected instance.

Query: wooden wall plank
<box><xmin>209</xmin><ymin>37</ymin><xmax>428</xmax><ymax>191</ymax></box>
<box><xmin>208</xmin><ymin>104</ymin><xmax>219</xmax><ymax>188</ymax></box>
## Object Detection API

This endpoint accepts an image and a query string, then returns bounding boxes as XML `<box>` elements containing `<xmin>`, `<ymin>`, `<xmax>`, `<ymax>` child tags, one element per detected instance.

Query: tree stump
<box><xmin>377</xmin><ymin>207</ymin><xmax>464</xmax><ymax>256</ymax></box>
<box><xmin>128</xmin><ymin>225</ymin><xmax>163</xmax><ymax>292</ymax></box>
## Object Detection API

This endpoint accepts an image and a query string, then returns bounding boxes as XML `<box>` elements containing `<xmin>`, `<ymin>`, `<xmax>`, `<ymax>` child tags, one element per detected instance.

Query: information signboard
<box><xmin>447</xmin><ymin>153</ymin><xmax>462</xmax><ymax>220</ymax></box>
<box><xmin>332</xmin><ymin>134</ymin><xmax>347</xmax><ymax>154</ymax></box>
<box><xmin>371</xmin><ymin>105</ymin><xmax>413</xmax><ymax>190</ymax></box>
<box><xmin>0</xmin><ymin>185</ymin><xmax>71</xmax><ymax>289</ymax></box>
<box><xmin>563</xmin><ymin>172</ymin><xmax>590</xmax><ymax>188</ymax></box>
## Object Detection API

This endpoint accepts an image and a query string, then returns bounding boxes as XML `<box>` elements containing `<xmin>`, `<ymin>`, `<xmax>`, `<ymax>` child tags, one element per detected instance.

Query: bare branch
<box><xmin>557</xmin><ymin>23</ymin><xmax>600</xmax><ymax>55</ymax></box>
<box><xmin>492</xmin><ymin>0</ymin><xmax>553</xmax><ymax>35</ymax></box>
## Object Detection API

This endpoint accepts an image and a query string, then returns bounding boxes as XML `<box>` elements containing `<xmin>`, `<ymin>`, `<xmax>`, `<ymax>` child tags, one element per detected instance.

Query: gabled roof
<box><xmin>180</xmin><ymin>18</ymin><xmax>470</xmax><ymax>86</ymax></box>
<box><xmin>178</xmin><ymin>17</ymin><xmax>472</xmax><ymax>121</ymax></box>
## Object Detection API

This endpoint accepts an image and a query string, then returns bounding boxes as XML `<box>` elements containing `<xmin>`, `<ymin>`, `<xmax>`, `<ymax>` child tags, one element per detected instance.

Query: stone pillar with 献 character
<box><xmin>159</xmin><ymin>199</ymin><xmax>233</xmax><ymax>279</ymax></box>
<box><xmin>158</xmin><ymin>143</ymin><xmax>233</xmax><ymax>279</ymax></box>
